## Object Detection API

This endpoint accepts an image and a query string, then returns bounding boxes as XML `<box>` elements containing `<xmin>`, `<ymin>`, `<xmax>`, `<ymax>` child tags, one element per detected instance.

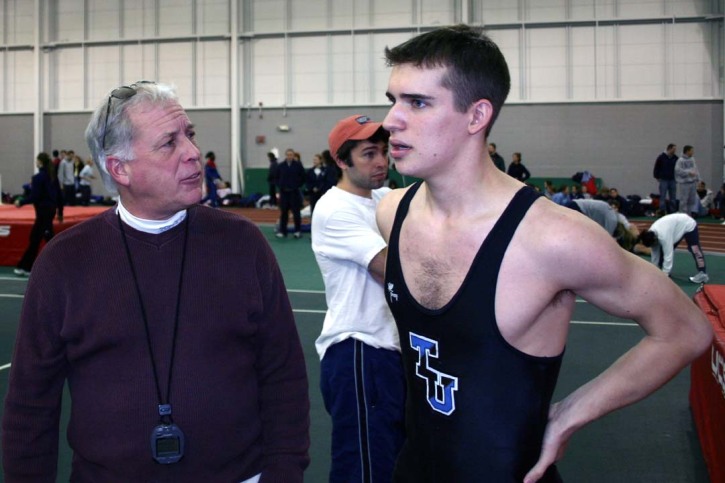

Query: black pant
<box><xmin>63</xmin><ymin>184</ymin><xmax>76</xmax><ymax>206</ymax></box>
<box><xmin>279</xmin><ymin>189</ymin><xmax>302</xmax><ymax>235</ymax></box>
<box><xmin>17</xmin><ymin>204</ymin><xmax>56</xmax><ymax>272</ymax></box>
<box><xmin>79</xmin><ymin>185</ymin><xmax>91</xmax><ymax>206</ymax></box>
<box><xmin>269</xmin><ymin>184</ymin><xmax>277</xmax><ymax>206</ymax></box>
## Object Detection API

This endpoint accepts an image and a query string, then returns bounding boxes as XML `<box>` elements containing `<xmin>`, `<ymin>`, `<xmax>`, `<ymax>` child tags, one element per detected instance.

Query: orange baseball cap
<box><xmin>328</xmin><ymin>115</ymin><xmax>383</xmax><ymax>159</ymax></box>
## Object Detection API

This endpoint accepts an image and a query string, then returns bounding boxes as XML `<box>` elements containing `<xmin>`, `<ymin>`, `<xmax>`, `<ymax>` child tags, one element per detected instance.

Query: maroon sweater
<box><xmin>2</xmin><ymin>206</ymin><xmax>310</xmax><ymax>482</ymax></box>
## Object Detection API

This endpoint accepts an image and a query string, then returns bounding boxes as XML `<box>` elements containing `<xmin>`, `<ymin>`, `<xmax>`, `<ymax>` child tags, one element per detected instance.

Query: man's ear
<box><xmin>105</xmin><ymin>156</ymin><xmax>130</xmax><ymax>187</ymax></box>
<box><xmin>468</xmin><ymin>99</ymin><xmax>494</xmax><ymax>135</ymax></box>
<box><xmin>335</xmin><ymin>156</ymin><xmax>350</xmax><ymax>171</ymax></box>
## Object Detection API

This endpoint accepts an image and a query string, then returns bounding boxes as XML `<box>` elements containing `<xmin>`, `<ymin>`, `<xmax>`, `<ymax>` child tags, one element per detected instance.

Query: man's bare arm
<box><xmin>524</xmin><ymin>213</ymin><xmax>712</xmax><ymax>482</ymax></box>
<box><xmin>368</xmin><ymin>247</ymin><xmax>387</xmax><ymax>285</ymax></box>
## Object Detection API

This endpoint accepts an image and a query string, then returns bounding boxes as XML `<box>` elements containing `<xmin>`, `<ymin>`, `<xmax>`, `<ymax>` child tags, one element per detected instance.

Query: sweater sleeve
<box><xmin>253</xmin><ymin>239</ymin><xmax>310</xmax><ymax>483</ymax></box>
<box><xmin>2</xmin><ymin>259</ymin><xmax>68</xmax><ymax>482</ymax></box>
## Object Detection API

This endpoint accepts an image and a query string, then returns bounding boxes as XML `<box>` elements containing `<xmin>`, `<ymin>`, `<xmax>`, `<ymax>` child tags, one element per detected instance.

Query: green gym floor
<box><xmin>0</xmin><ymin>224</ymin><xmax>722</xmax><ymax>482</ymax></box>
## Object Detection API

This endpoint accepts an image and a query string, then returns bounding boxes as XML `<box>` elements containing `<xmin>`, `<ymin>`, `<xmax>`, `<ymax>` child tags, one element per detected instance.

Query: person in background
<box><xmin>653</xmin><ymin>143</ymin><xmax>678</xmax><ymax>214</ymax></box>
<box><xmin>51</xmin><ymin>150</ymin><xmax>61</xmax><ymax>167</ymax></box>
<box><xmin>675</xmin><ymin>145</ymin><xmax>700</xmax><ymax>217</ymax></box>
<box><xmin>267</xmin><ymin>151</ymin><xmax>279</xmax><ymax>206</ymax></box>
<box><xmin>506</xmin><ymin>152</ymin><xmax>530</xmax><ymax>182</ymax></box>
<box><xmin>377</xmin><ymin>24</ymin><xmax>711</xmax><ymax>482</ymax></box>
<box><xmin>488</xmin><ymin>142</ymin><xmax>505</xmax><ymax>172</ymax></box>
<box><xmin>551</xmin><ymin>185</ymin><xmax>571</xmax><ymax>206</ymax></box>
<box><xmin>638</xmin><ymin>213</ymin><xmax>708</xmax><ymax>284</ymax></box>
<box><xmin>312</xmin><ymin>114</ymin><xmax>405</xmax><ymax>483</ymax></box>
<box><xmin>202</xmin><ymin>151</ymin><xmax>222</xmax><ymax>207</ymax></box>
<box><xmin>58</xmin><ymin>150</ymin><xmax>76</xmax><ymax>211</ymax></box>
<box><xmin>306</xmin><ymin>153</ymin><xmax>328</xmax><ymax>216</ymax></box>
<box><xmin>2</xmin><ymin>81</ymin><xmax>310</xmax><ymax>482</ymax></box>
<box><xmin>276</xmin><ymin>148</ymin><xmax>306</xmax><ymax>239</ymax></box>
<box><xmin>78</xmin><ymin>157</ymin><xmax>96</xmax><ymax>206</ymax></box>
<box><xmin>695</xmin><ymin>181</ymin><xmax>714</xmax><ymax>218</ymax></box>
<box><xmin>13</xmin><ymin>152</ymin><xmax>62</xmax><ymax>276</ymax></box>
<box><xmin>322</xmin><ymin>149</ymin><xmax>341</xmax><ymax>188</ymax></box>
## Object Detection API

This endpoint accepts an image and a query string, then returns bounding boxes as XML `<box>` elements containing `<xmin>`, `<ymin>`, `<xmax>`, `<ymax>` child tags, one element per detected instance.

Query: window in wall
<box><xmin>475</xmin><ymin>0</ymin><xmax>520</xmax><ymax>25</ymax></box>
<box><xmin>671</xmin><ymin>22</ymin><xmax>715</xmax><ymax>98</ymax></box>
<box><xmin>197</xmin><ymin>0</ymin><xmax>229</xmax><ymax>35</ymax></box>
<box><xmin>159</xmin><ymin>0</ymin><xmax>193</xmax><ymax>37</ymax></box>
<box><xmin>158</xmin><ymin>42</ymin><xmax>193</xmax><ymax>106</ymax></box>
<box><xmin>368</xmin><ymin>0</ymin><xmax>414</xmax><ymax>29</ymax></box>
<box><xmin>329</xmin><ymin>0</ymin><xmax>354</xmax><ymax>29</ymax></box>
<box><xmin>54</xmin><ymin>0</ymin><xmax>85</xmax><ymax>42</ymax></box>
<box><xmin>289</xmin><ymin>0</ymin><xmax>328</xmax><ymax>31</ymax></box>
<box><xmin>87</xmin><ymin>0</ymin><xmax>121</xmax><ymax>41</ymax></box>
<box><xmin>86</xmin><ymin>46</ymin><xmax>121</xmax><ymax>108</ymax></box>
<box><xmin>122</xmin><ymin>44</ymin><xmax>158</xmax><ymax>87</ymax></box>
<box><xmin>198</xmin><ymin>40</ymin><xmax>230</xmax><ymax>106</ymax></box>
<box><xmin>595</xmin><ymin>25</ymin><xmax>617</xmax><ymax>99</ymax></box>
<box><xmin>330</xmin><ymin>34</ymin><xmax>354</xmax><ymax>104</ymax></box>
<box><xmin>619</xmin><ymin>24</ymin><xmax>665</xmax><ymax>99</ymax></box>
<box><xmin>571</xmin><ymin>27</ymin><xmax>596</xmax><ymax>99</ymax></box>
<box><xmin>420</xmin><ymin>0</ymin><xmax>456</xmax><ymax>25</ymax></box>
<box><xmin>3</xmin><ymin>50</ymin><xmax>33</xmax><ymax>112</ymax></box>
<box><xmin>489</xmin><ymin>29</ymin><xmax>521</xmax><ymax>102</ymax></box>
<box><xmin>527</xmin><ymin>28</ymin><xmax>568</xmax><ymax>101</ymax></box>
<box><xmin>52</xmin><ymin>48</ymin><xmax>84</xmax><ymax>110</ymax></box>
<box><xmin>569</xmin><ymin>0</ymin><xmax>596</xmax><ymax>21</ymax></box>
<box><xmin>352</xmin><ymin>33</ymin><xmax>374</xmax><ymax>103</ymax></box>
<box><xmin>2</xmin><ymin>0</ymin><xmax>34</xmax><ymax>45</ymax></box>
<box><xmin>123</xmin><ymin>0</ymin><xmax>157</xmax><ymax>39</ymax></box>
<box><xmin>252</xmin><ymin>0</ymin><xmax>285</xmax><ymax>32</ymax></box>
<box><xmin>252</xmin><ymin>37</ymin><xmax>285</xmax><ymax>106</ymax></box>
<box><xmin>526</xmin><ymin>0</ymin><xmax>568</xmax><ymax>22</ymax></box>
<box><xmin>372</xmin><ymin>32</ymin><xmax>407</xmax><ymax>103</ymax></box>
<box><xmin>289</xmin><ymin>36</ymin><xmax>327</xmax><ymax>105</ymax></box>
<box><xmin>670</xmin><ymin>0</ymin><xmax>713</xmax><ymax>16</ymax></box>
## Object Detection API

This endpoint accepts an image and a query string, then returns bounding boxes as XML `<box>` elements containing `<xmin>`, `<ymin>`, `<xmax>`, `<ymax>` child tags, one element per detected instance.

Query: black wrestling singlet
<box><xmin>385</xmin><ymin>183</ymin><xmax>564</xmax><ymax>482</ymax></box>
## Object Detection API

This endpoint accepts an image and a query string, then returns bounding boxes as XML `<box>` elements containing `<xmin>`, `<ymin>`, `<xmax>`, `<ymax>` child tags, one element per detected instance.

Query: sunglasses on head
<box><xmin>101</xmin><ymin>80</ymin><xmax>156</xmax><ymax>151</ymax></box>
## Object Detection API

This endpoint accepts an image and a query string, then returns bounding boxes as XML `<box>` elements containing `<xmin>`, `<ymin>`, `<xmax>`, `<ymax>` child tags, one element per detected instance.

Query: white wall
<box><xmin>0</xmin><ymin>0</ymin><xmax>717</xmax><ymax>113</ymax></box>
<box><xmin>0</xmin><ymin>0</ymin><xmax>721</xmax><ymax>195</ymax></box>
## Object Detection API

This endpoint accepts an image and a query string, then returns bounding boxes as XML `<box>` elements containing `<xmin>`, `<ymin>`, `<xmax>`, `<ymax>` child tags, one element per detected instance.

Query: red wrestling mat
<box><xmin>0</xmin><ymin>204</ymin><xmax>110</xmax><ymax>267</ymax></box>
<box><xmin>690</xmin><ymin>285</ymin><xmax>725</xmax><ymax>483</ymax></box>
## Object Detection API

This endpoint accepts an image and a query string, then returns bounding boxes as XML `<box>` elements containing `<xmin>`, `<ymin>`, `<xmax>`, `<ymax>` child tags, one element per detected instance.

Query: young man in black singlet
<box><xmin>376</xmin><ymin>24</ymin><xmax>712</xmax><ymax>483</ymax></box>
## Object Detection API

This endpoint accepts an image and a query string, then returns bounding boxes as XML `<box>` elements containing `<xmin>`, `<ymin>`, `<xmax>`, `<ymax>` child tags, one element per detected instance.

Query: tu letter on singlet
<box><xmin>410</xmin><ymin>332</ymin><xmax>459</xmax><ymax>416</ymax></box>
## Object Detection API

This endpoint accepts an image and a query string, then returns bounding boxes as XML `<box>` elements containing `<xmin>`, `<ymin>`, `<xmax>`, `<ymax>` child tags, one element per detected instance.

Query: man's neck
<box><xmin>336</xmin><ymin>179</ymin><xmax>372</xmax><ymax>199</ymax></box>
<box><xmin>116</xmin><ymin>199</ymin><xmax>187</xmax><ymax>234</ymax></box>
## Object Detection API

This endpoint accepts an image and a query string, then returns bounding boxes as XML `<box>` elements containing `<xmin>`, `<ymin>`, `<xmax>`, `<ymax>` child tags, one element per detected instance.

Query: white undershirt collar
<box><xmin>116</xmin><ymin>199</ymin><xmax>187</xmax><ymax>234</ymax></box>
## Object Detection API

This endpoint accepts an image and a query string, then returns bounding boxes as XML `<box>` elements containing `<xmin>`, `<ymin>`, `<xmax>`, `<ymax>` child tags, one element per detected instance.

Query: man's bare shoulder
<box><xmin>518</xmin><ymin>198</ymin><xmax>625</xmax><ymax>271</ymax></box>
<box><xmin>376</xmin><ymin>185</ymin><xmax>414</xmax><ymax>241</ymax></box>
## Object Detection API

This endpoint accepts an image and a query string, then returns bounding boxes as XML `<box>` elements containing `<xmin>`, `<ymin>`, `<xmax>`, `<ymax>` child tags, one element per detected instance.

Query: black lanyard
<box><xmin>117</xmin><ymin>213</ymin><xmax>189</xmax><ymax>425</ymax></box>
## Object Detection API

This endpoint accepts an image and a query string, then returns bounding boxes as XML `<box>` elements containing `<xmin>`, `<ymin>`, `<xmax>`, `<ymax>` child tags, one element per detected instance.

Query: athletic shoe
<box><xmin>689</xmin><ymin>272</ymin><xmax>709</xmax><ymax>284</ymax></box>
<box><xmin>13</xmin><ymin>268</ymin><xmax>29</xmax><ymax>276</ymax></box>
<box><xmin>275</xmin><ymin>233</ymin><xmax>285</xmax><ymax>238</ymax></box>
<box><xmin>293</xmin><ymin>232</ymin><xmax>302</xmax><ymax>239</ymax></box>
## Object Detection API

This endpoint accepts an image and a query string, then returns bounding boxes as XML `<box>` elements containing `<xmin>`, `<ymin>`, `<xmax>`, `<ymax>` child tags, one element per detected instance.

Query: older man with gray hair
<box><xmin>2</xmin><ymin>81</ymin><xmax>310</xmax><ymax>483</ymax></box>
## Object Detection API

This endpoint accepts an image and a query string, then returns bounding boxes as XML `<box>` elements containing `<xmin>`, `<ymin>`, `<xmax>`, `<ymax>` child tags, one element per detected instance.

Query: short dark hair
<box><xmin>639</xmin><ymin>230</ymin><xmax>657</xmax><ymax>247</ymax></box>
<box><xmin>666</xmin><ymin>143</ymin><xmax>676</xmax><ymax>151</ymax></box>
<box><xmin>205</xmin><ymin>151</ymin><xmax>215</xmax><ymax>160</ymax></box>
<box><xmin>683</xmin><ymin>145</ymin><xmax>693</xmax><ymax>155</ymax></box>
<box><xmin>336</xmin><ymin>128</ymin><xmax>390</xmax><ymax>167</ymax></box>
<box><xmin>384</xmin><ymin>24</ymin><xmax>511</xmax><ymax>137</ymax></box>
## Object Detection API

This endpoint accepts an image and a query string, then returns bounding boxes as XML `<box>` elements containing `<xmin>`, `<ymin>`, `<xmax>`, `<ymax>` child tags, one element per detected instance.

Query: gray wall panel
<box><xmin>0</xmin><ymin>115</ymin><xmax>36</xmax><ymax>196</ymax></box>
<box><xmin>242</xmin><ymin>101</ymin><xmax>724</xmax><ymax>197</ymax></box>
<box><xmin>1</xmin><ymin>102</ymin><xmax>722</xmax><ymax>200</ymax></box>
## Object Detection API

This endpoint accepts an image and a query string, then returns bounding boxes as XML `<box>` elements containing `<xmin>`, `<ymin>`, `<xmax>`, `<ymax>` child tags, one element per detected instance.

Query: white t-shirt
<box><xmin>649</xmin><ymin>213</ymin><xmax>697</xmax><ymax>275</ymax></box>
<box><xmin>311</xmin><ymin>186</ymin><xmax>400</xmax><ymax>360</ymax></box>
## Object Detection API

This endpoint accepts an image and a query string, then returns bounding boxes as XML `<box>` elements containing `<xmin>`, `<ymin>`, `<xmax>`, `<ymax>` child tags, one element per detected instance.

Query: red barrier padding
<box><xmin>0</xmin><ymin>205</ymin><xmax>109</xmax><ymax>267</ymax></box>
<box><xmin>690</xmin><ymin>285</ymin><xmax>725</xmax><ymax>483</ymax></box>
